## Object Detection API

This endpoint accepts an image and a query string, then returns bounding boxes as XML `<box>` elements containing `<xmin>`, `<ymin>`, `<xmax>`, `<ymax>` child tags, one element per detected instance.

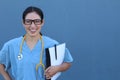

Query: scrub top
<box><xmin>0</xmin><ymin>35</ymin><xmax>73</xmax><ymax>80</ymax></box>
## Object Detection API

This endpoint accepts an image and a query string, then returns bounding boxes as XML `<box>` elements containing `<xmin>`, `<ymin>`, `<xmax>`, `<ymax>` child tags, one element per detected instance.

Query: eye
<box><xmin>34</xmin><ymin>19</ymin><xmax>41</xmax><ymax>24</ymax></box>
<box><xmin>24</xmin><ymin>19</ymin><xmax>32</xmax><ymax>24</ymax></box>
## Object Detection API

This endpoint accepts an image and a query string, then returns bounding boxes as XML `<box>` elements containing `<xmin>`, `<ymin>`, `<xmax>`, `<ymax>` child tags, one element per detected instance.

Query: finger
<box><xmin>45</xmin><ymin>74</ymin><xmax>51</xmax><ymax>79</ymax></box>
<box><xmin>46</xmin><ymin>76</ymin><xmax>51</xmax><ymax>79</ymax></box>
<box><xmin>45</xmin><ymin>67</ymin><xmax>51</xmax><ymax>73</ymax></box>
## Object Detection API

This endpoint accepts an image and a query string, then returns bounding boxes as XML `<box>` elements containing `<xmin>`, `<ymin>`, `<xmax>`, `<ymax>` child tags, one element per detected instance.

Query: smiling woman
<box><xmin>22</xmin><ymin>7</ymin><xmax>44</xmax><ymax>38</ymax></box>
<box><xmin>0</xmin><ymin>6</ymin><xmax>73</xmax><ymax>80</ymax></box>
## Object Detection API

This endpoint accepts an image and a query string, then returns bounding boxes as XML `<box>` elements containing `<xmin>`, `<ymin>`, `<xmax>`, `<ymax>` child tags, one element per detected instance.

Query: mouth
<box><xmin>30</xmin><ymin>29</ymin><xmax>36</xmax><ymax>34</ymax></box>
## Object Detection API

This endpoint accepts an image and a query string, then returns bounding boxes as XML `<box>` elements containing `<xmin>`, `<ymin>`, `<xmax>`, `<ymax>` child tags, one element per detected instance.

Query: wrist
<box><xmin>55</xmin><ymin>65</ymin><xmax>62</xmax><ymax>72</ymax></box>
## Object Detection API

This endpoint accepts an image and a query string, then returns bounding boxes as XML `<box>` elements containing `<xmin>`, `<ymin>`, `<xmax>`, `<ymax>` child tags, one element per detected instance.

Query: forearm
<box><xmin>56</xmin><ymin>62</ymin><xmax>71</xmax><ymax>72</ymax></box>
<box><xmin>0</xmin><ymin>64</ymin><xmax>11</xmax><ymax>80</ymax></box>
<box><xmin>45</xmin><ymin>62</ymin><xmax>72</xmax><ymax>79</ymax></box>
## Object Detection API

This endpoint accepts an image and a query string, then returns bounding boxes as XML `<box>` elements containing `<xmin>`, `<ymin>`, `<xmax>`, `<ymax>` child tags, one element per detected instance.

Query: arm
<box><xmin>0</xmin><ymin>64</ymin><xmax>11</xmax><ymax>80</ymax></box>
<box><xmin>45</xmin><ymin>62</ymin><xmax>71</xmax><ymax>79</ymax></box>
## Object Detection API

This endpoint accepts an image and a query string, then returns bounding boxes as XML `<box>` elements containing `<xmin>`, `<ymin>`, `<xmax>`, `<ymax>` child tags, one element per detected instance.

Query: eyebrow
<box><xmin>25</xmin><ymin>19</ymin><xmax>41</xmax><ymax>20</ymax></box>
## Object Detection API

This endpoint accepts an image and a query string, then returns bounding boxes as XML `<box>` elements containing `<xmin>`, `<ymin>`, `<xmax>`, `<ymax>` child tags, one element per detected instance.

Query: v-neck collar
<box><xmin>24</xmin><ymin>40</ymin><xmax>41</xmax><ymax>53</ymax></box>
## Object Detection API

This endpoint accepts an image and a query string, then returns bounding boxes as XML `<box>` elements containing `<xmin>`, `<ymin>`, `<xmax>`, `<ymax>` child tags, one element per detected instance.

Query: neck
<box><xmin>25</xmin><ymin>34</ymin><xmax>40</xmax><ymax>42</ymax></box>
<box><xmin>24</xmin><ymin>34</ymin><xmax>41</xmax><ymax>50</ymax></box>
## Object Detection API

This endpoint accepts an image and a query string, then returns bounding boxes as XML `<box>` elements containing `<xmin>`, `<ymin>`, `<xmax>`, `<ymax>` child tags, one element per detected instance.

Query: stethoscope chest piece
<box><xmin>18</xmin><ymin>53</ymin><xmax>23</xmax><ymax>60</ymax></box>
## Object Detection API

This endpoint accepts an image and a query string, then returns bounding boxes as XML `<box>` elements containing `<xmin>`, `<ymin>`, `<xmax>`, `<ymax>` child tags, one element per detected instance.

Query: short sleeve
<box><xmin>0</xmin><ymin>43</ymin><xmax>11</xmax><ymax>71</ymax></box>
<box><xmin>63</xmin><ymin>48</ymin><xmax>73</xmax><ymax>63</ymax></box>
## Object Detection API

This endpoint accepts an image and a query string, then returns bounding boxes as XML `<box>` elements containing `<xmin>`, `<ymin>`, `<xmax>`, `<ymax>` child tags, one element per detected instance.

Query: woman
<box><xmin>0</xmin><ymin>6</ymin><xmax>73</xmax><ymax>80</ymax></box>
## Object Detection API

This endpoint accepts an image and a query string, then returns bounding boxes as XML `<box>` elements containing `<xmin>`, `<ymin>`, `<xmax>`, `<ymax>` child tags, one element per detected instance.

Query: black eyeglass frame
<box><xmin>24</xmin><ymin>19</ymin><xmax>42</xmax><ymax>25</ymax></box>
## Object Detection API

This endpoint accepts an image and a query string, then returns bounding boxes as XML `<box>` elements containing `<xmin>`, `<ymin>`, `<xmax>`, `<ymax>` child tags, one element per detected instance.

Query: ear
<box><xmin>22</xmin><ymin>20</ymin><xmax>25</xmax><ymax>28</ymax></box>
<box><xmin>41</xmin><ymin>19</ymin><xmax>44</xmax><ymax>26</ymax></box>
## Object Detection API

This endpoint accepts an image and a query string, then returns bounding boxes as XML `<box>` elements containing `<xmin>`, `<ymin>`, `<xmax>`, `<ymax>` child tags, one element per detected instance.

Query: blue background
<box><xmin>0</xmin><ymin>0</ymin><xmax>120</xmax><ymax>80</ymax></box>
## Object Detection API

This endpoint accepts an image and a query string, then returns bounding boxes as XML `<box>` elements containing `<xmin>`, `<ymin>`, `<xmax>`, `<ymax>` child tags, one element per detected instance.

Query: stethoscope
<box><xmin>17</xmin><ymin>34</ymin><xmax>45</xmax><ymax>79</ymax></box>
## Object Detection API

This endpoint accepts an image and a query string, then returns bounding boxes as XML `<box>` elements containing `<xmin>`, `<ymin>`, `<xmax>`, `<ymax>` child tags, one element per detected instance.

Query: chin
<box><xmin>29</xmin><ymin>33</ymin><xmax>37</xmax><ymax>37</ymax></box>
<box><xmin>27</xmin><ymin>31</ymin><xmax>39</xmax><ymax>37</ymax></box>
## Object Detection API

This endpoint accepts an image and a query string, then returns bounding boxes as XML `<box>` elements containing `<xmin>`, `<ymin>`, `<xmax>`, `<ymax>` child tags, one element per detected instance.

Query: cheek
<box><xmin>25</xmin><ymin>26</ymin><xmax>30</xmax><ymax>30</ymax></box>
<box><xmin>24</xmin><ymin>26</ymin><xmax>30</xmax><ymax>31</ymax></box>
<box><xmin>23</xmin><ymin>24</ymin><xmax>29</xmax><ymax>28</ymax></box>
<box><xmin>37</xmin><ymin>25</ymin><xmax>42</xmax><ymax>30</ymax></box>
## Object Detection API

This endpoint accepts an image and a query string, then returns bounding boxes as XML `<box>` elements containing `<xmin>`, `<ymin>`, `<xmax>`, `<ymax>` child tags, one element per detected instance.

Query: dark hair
<box><xmin>22</xmin><ymin>6</ymin><xmax>44</xmax><ymax>22</ymax></box>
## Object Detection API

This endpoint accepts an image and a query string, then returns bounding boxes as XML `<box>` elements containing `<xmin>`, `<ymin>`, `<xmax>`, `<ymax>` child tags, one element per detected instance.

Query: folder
<box><xmin>46</xmin><ymin>43</ymin><xmax>66</xmax><ymax>80</ymax></box>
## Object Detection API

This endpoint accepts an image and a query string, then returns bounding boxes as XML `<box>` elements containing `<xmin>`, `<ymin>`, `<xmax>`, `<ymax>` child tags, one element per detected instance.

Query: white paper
<box><xmin>48</xmin><ymin>43</ymin><xmax>66</xmax><ymax>80</ymax></box>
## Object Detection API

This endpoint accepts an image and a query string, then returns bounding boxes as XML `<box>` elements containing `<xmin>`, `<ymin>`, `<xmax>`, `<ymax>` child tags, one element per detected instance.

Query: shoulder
<box><xmin>1</xmin><ymin>36</ymin><xmax>23</xmax><ymax>51</ymax></box>
<box><xmin>42</xmin><ymin>35</ymin><xmax>59</xmax><ymax>48</ymax></box>
<box><xmin>4</xmin><ymin>36</ymin><xmax>23</xmax><ymax>47</ymax></box>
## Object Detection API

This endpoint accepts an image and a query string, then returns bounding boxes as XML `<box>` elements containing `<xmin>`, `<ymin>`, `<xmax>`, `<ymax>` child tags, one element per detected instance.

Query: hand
<box><xmin>45</xmin><ymin>66</ymin><xmax>59</xmax><ymax>79</ymax></box>
<box><xmin>0</xmin><ymin>64</ymin><xmax>11</xmax><ymax>80</ymax></box>
<box><xmin>44</xmin><ymin>62</ymin><xmax>71</xmax><ymax>79</ymax></box>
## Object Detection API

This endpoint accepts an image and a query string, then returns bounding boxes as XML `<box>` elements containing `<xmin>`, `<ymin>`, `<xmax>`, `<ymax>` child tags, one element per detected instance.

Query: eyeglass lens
<box><xmin>24</xmin><ymin>19</ymin><xmax>41</xmax><ymax>25</ymax></box>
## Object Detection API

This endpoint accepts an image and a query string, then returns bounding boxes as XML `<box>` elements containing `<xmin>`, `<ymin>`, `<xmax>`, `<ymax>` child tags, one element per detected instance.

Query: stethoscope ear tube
<box><xmin>18</xmin><ymin>34</ymin><xmax>46</xmax><ymax>80</ymax></box>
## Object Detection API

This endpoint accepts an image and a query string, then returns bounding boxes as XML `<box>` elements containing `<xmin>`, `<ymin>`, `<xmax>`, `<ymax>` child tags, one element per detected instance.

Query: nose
<box><xmin>30</xmin><ymin>22</ymin><xmax>36</xmax><ymax>27</ymax></box>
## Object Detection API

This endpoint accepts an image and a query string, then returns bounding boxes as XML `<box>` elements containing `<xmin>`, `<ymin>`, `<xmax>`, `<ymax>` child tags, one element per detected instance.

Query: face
<box><xmin>23</xmin><ymin>12</ymin><xmax>44</xmax><ymax>37</ymax></box>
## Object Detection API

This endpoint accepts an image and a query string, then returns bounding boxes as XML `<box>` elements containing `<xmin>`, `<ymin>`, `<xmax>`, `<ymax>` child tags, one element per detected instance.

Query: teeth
<box><xmin>30</xmin><ymin>30</ymin><xmax>36</xmax><ymax>32</ymax></box>
<box><xmin>30</xmin><ymin>30</ymin><xmax>36</xmax><ymax>33</ymax></box>
<box><xmin>32</xmin><ymin>30</ymin><xmax>35</xmax><ymax>32</ymax></box>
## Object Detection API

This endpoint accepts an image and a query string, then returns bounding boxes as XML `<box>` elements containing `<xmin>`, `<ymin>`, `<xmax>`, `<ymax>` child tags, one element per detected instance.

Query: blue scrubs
<box><xmin>0</xmin><ymin>35</ymin><xmax>73</xmax><ymax>80</ymax></box>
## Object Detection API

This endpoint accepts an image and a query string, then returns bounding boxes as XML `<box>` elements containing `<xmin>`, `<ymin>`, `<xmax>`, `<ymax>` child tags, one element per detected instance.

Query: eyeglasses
<box><xmin>24</xmin><ymin>19</ymin><xmax>42</xmax><ymax>25</ymax></box>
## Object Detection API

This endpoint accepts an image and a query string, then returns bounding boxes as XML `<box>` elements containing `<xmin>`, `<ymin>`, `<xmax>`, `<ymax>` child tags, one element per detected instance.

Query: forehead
<box><xmin>25</xmin><ymin>12</ymin><xmax>41</xmax><ymax>19</ymax></box>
